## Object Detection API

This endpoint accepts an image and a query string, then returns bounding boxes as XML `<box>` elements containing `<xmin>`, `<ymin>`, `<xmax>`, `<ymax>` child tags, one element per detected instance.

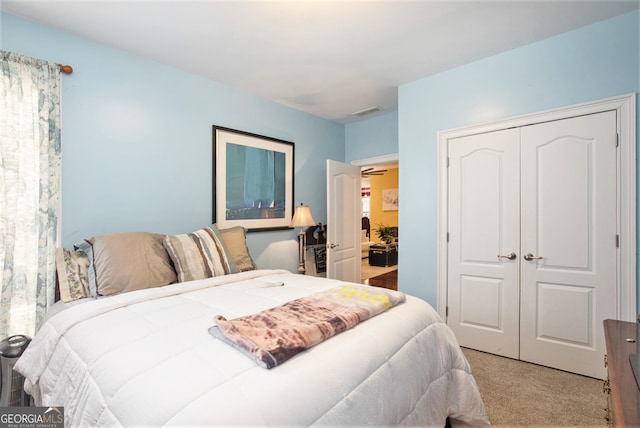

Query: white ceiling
<box><xmin>3</xmin><ymin>1</ymin><xmax>638</xmax><ymax>124</ymax></box>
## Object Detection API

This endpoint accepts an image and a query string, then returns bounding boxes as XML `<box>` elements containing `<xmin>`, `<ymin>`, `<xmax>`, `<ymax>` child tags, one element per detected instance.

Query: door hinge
<box><xmin>446</xmin><ymin>232</ymin><xmax>449</xmax><ymax>242</ymax></box>
<box><xmin>616</xmin><ymin>234</ymin><xmax>620</xmax><ymax>248</ymax></box>
<box><xmin>446</xmin><ymin>306</ymin><xmax>449</xmax><ymax>317</ymax></box>
<box><xmin>616</xmin><ymin>133</ymin><xmax>619</xmax><ymax>147</ymax></box>
<box><xmin>446</xmin><ymin>157</ymin><xmax>450</xmax><ymax>167</ymax></box>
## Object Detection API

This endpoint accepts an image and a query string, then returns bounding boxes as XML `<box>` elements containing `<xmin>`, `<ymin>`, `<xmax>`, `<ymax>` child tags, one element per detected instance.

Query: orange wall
<box><xmin>367</xmin><ymin>168</ymin><xmax>398</xmax><ymax>238</ymax></box>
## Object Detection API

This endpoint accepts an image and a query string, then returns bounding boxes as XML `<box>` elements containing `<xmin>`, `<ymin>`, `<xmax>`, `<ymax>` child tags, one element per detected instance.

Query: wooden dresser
<box><xmin>603</xmin><ymin>319</ymin><xmax>640</xmax><ymax>427</ymax></box>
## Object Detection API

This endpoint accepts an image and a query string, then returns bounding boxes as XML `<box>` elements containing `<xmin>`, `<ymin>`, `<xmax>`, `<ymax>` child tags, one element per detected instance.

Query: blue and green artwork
<box><xmin>225</xmin><ymin>143</ymin><xmax>286</xmax><ymax>220</ymax></box>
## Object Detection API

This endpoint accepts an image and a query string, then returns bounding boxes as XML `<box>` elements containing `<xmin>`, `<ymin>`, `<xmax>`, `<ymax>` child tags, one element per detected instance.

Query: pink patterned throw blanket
<box><xmin>209</xmin><ymin>284</ymin><xmax>406</xmax><ymax>369</ymax></box>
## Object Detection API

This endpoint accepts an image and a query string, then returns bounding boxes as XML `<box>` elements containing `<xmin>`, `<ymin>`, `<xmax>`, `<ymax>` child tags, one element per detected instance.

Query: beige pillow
<box><xmin>88</xmin><ymin>232</ymin><xmax>177</xmax><ymax>296</ymax></box>
<box><xmin>216</xmin><ymin>225</ymin><xmax>257</xmax><ymax>272</ymax></box>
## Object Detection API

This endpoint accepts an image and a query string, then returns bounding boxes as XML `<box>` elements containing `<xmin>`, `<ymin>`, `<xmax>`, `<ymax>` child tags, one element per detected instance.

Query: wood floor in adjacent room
<box><xmin>361</xmin><ymin>259</ymin><xmax>397</xmax><ymax>285</ymax></box>
<box><xmin>463</xmin><ymin>347</ymin><xmax>607</xmax><ymax>427</ymax></box>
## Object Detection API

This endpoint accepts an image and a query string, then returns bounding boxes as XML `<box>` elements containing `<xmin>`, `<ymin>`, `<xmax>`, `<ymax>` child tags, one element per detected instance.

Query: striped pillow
<box><xmin>164</xmin><ymin>226</ymin><xmax>236</xmax><ymax>283</ymax></box>
<box><xmin>207</xmin><ymin>225</ymin><xmax>239</xmax><ymax>275</ymax></box>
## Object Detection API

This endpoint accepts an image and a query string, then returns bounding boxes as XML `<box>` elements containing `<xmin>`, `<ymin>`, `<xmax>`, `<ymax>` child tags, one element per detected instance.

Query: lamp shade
<box><xmin>290</xmin><ymin>204</ymin><xmax>316</xmax><ymax>228</ymax></box>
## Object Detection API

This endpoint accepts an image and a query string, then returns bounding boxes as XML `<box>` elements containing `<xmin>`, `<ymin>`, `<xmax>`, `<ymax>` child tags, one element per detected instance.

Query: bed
<box><xmin>15</xmin><ymin>226</ymin><xmax>489</xmax><ymax>427</ymax></box>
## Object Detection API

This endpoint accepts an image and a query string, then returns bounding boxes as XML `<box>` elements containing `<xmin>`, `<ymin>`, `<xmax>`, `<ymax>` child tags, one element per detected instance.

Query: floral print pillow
<box><xmin>55</xmin><ymin>247</ymin><xmax>90</xmax><ymax>302</ymax></box>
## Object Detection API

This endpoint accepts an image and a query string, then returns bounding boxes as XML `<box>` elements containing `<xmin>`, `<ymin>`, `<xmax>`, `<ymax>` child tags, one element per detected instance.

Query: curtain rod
<box><xmin>59</xmin><ymin>64</ymin><xmax>73</xmax><ymax>74</ymax></box>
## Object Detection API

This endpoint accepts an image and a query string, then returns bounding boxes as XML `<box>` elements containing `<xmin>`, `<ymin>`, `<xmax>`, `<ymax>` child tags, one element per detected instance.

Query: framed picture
<box><xmin>382</xmin><ymin>188</ymin><xmax>399</xmax><ymax>211</ymax></box>
<box><xmin>213</xmin><ymin>126</ymin><xmax>294</xmax><ymax>231</ymax></box>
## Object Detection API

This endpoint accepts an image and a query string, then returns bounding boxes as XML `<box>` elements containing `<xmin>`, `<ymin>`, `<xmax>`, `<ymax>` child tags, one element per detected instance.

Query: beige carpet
<box><xmin>462</xmin><ymin>348</ymin><xmax>606</xmax><ymax>427</ymax></box>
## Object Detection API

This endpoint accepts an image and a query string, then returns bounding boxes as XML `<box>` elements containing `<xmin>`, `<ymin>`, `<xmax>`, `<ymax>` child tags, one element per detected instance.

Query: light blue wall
<box><xmin>398</xmin><ymin>10</ymin><xmax>639</xmax><ymax>307</ymax></box>
<box><xmin>1</xmin><ymin>12</ymin><xmax>345</xmax><ymax>273</ymax></box>
<box><xmin>345</xmin><ymin>111</ymin><xmax>398</xmax><ymax>162</ymax></box>
<box><xmin>4</xmin><ymin>10</ymin><xmax>639</xmax><ymax>300</ymax></box>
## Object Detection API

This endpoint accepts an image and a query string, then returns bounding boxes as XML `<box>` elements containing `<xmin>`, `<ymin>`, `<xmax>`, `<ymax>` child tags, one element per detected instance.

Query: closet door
<box><xmin>519</xmin><ymin>111</ymin><xmax>617</xmax><ymax>379</ymax></box>
<box><xmin>447</xmin><ymin>128</ymin><xmax>520</xmax><ymax>358</ymax></box>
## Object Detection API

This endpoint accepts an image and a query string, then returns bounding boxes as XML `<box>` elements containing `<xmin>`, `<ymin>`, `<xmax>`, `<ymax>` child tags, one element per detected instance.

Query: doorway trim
<box><xmin>436</xmin><ymin>93</ymin><xmax>636</xmax><ymax>322</ymax></box>
<box><xmin>351</xmin><ymin>153</ymin><xmax>399</xmax><ymax>168</ymax></box>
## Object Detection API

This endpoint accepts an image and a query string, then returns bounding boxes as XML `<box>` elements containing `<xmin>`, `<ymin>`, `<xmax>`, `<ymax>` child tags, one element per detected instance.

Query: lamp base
<box><xmin>297</xmin><ymin>230</ymin><xmax>306</xmax><ymax>275</ymax></box>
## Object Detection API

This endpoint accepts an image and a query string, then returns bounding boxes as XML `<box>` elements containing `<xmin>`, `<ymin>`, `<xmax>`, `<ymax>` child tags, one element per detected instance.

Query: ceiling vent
<box><xmin>351</xmin><ymin>105</ymin><xmax>380</xmax><ymax>117</ymax></box>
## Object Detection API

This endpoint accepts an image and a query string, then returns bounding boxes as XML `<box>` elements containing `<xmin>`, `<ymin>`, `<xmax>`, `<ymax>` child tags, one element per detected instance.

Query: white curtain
<box><xmin>0</xmin><ymin>51</ymin><xmax>61</xmax><ymax>338</ymax></box>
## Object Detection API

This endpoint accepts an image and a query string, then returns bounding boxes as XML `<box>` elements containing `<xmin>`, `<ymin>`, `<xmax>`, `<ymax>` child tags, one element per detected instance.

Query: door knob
<box><xmin>328</xmin><ymin>243</ymin><xmax>340</xmax><ymax>249</ymax></box>
<box><xmin>523</xmin><ymin>253</ymin><xmax>543</xmax><ymax>261</ymax></box>
<box><xmin>497</xmin><ymin>252</ymin><xmax>517</xmax><ymax>260</ymax></box>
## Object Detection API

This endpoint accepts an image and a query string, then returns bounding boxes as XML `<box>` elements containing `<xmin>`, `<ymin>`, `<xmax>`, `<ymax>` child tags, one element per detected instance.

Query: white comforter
<box><xmin>15</xmin><ymin>270</ymin><xmax>489</xmax><ymax>427</ymax></box>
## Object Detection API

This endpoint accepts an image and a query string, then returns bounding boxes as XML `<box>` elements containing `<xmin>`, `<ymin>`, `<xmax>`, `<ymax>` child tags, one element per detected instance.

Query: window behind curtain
<box><xmin>0</xmin><ymin>51</ymin><xmax>62</xmax><ymax>338</ymax></box>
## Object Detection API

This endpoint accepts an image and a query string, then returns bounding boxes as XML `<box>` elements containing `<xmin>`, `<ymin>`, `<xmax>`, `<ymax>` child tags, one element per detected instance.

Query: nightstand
<box><xmin>603</xmin><ymin>319</ymin><xmax>640</xmax><ymax>427</ymax></box>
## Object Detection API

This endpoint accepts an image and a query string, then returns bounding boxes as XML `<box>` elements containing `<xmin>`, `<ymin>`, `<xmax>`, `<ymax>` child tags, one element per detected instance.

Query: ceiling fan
<box><xmin>361</xmin><ymin>167</ymin><xmax>387</xmax><ymax>177</ymax></box>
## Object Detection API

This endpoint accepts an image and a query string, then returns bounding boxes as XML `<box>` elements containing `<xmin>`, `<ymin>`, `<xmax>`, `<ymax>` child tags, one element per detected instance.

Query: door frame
<box><xmin>325</xmin><ymin>154</ymin><xmax>399</xmax><ymax>282</ymax></box>
<box><xmin>351</xmin><ymin>153</ymin><xmax>400</xmax><ymax>250</ymax></box>
<box><xmin>351</xmin><ymin>153</ymin><xmax>399</xmax><ymax>168</ymax></box>
<box><xmin>437</xmin><ymin>93</ymin><xmax>637</xmax><ymax>322</ymax></box>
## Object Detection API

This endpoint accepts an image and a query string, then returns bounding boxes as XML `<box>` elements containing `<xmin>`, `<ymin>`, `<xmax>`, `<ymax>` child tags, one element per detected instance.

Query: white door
<box><xmin>447</xmin><ymin>111</ymin><xmax>617</xmax><ymax>378</ymax></box>
<box><xmin>520</xmin><ymin>111</ymin><xmax>617</xmax><ymax>379</ymax></box>
<box><xmin>447</xmin><ymin>128</ymin><xmax>521</xmax><ymax>359</ymax></box>
<box><xmin>326</xmin><ymin>160</ymin><xmax>361</xmax><ymax>282</ymax></box>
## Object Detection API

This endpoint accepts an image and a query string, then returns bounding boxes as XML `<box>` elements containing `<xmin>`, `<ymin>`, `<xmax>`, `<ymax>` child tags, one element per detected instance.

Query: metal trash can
<box><xmin>0</xmin><ymin>335</ymin><xmax>31</xmax><ymax>407</ymax></box>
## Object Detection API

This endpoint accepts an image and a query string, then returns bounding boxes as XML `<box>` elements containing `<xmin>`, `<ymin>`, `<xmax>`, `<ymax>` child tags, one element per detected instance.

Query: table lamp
<box><xmin>290</xmin><ymin>203</ymin><xmax>316</xmax><ymax>274</ymax></box>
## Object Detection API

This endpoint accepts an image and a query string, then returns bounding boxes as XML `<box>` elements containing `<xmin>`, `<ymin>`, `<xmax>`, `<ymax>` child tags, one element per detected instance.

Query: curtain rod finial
<box><xmin>59</xmin><ymin>64</ymin><xmax>73</xmax><ymax>74</ymax></box>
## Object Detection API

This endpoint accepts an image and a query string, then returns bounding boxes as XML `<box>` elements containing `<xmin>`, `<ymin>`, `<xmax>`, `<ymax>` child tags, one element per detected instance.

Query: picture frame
<box><xmin>382</xmin><ymin>188</ymin><xmax>399</xmax><ymax>211</ymax></box>
<box><xmin>213</xmin><ymin>126</ymin><xmax>294</xmax><ymax>232</ymax></box>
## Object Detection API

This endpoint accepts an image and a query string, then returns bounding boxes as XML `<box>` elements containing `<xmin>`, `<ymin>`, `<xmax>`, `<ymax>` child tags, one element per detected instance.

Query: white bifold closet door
<box><xmin>448</xmin><ymin>128</ymin><xmax>521</xmax><ymax>359</ymax></box>
<box><xmin>447</xmin><ymin>111</ymin><xmax>617</xmax><ymax>378</ymax></box>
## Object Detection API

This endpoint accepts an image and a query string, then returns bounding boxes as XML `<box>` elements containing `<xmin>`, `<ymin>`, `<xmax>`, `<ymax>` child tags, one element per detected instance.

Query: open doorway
<box><xmin>352</xmin><ymin>155</ymin><xmax>399</xmax><ymax>289</ymax></box>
